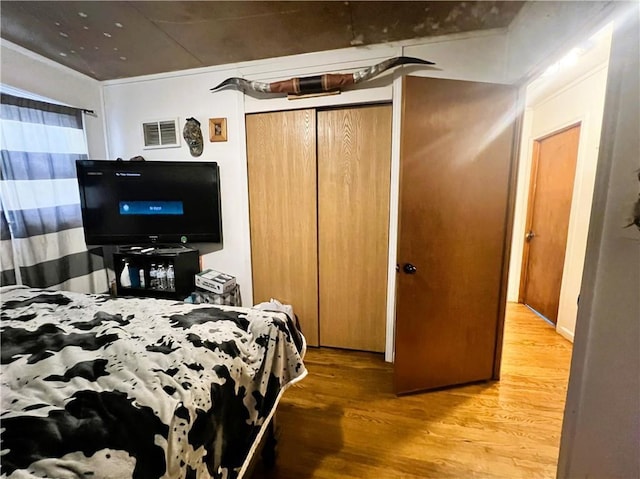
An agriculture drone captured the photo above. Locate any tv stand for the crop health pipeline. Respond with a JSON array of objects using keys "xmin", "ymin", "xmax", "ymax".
[{"xmin": 114, "ymin": 245, "xmax": 199, "ymax": 300}]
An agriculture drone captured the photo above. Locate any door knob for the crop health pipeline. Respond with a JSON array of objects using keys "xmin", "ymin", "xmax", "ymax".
[
  {"xmin": 525, "ymin": 230, "xmax": 536, "ymax": 241},
  {"xmin": 403, "ymin": 263, "xmax": 417, "ymax": 274}
]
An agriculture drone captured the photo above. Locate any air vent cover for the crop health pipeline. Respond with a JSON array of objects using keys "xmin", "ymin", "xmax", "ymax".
[{"xmin": 142, "ymin": 119, "xmax": 180, "ymax": 149}]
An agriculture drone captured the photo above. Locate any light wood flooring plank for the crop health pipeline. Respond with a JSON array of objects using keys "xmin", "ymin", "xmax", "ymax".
[{"xmin": 253, "ymin": 303, "xmax": 572, "ymax": 479}]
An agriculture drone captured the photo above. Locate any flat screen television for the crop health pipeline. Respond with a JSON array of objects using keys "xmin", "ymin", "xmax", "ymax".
[{"xmin": 76, "ymin": 160, "xmax": 222, "ymax": 245}]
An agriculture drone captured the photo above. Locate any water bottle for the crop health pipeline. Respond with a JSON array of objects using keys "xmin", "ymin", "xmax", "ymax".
[
  {"xmin": 149, "ymin": 264, "xmax": 158, "ymax": 289},
  {"xmin": 166, "ymin": 264, "xmax": 175, "ymax": 291},
  {"xmin": 139, "ymin": 268, "xmax": 146, "ymax": 289},
  {"xmin": 157, "ymin": 265, "xmax": 167, "ymax": 290}
]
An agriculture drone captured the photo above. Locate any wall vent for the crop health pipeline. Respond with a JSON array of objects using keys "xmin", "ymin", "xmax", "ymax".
[{"xmin": 142, "ymin": 119, "xmax": 180, "ymax": 149}]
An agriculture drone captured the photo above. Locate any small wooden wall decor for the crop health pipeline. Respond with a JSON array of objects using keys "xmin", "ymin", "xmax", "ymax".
[
  {"xmin": 209, "ymin": 118, "xmax": 227, "ymax": 142},
  {"xmin": 210, "ymin": 56, "xmax": 435, "ymax": 98}
]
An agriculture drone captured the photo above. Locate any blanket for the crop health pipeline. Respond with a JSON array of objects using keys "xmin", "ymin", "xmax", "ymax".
[{"xmin": 0, "ymin": 286, "xmax": 306, "ymax": 479}]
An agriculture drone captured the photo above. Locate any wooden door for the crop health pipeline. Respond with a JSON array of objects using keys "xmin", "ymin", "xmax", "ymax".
[
  {"xmin": 394, "ymin": 76, "xmax": 517, "ymax": 394},
  {"xmin": 317, "ymin": 105, "xmax": 392, "ymax": 352},
  {"xmin": 520, "ymin": 124, "xmax": 580, "ymax": 323},
  {"xmin": 246, "ymin": 109, "xmax": 319, "ymax": 346}
]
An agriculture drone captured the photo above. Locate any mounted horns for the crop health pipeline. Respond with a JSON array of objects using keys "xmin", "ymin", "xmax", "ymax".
[{"xmin": 210, "ymin": 56, "xmax": 435, "ymax": 96}]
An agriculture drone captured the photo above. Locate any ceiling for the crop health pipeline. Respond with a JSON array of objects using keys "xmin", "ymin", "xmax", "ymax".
[{"xmin": 0, "ymin": 1, "xmax": 525, "ymax": 81}]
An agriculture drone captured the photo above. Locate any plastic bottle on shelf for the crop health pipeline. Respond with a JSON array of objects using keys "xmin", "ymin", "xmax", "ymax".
[
  {"xmin": 166, "ymin": 264, "xmax": 175, "ymax": 291},
  {"xmin": 139, "ymin": 268, "xmax": 146, "ymax": 289},
  {"xmin": 149, "ymin": 264, "xmax": 158, "ymax": 289},
  {"xmin": 120, "ymin": 259, "xmax": 132, "ymax": 288},
  {"xmin": 157, "ymin": 265, "xmax": 167, "ymax": 290}
]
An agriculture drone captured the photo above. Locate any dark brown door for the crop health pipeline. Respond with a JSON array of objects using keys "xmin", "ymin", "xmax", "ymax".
[
  {"xmin": 394, "ymin": 76, "xmax": 517, "ymax": 395},
  {"xmin": 520, "ymin": 124, "xmax": 580, "ymax": 323}
]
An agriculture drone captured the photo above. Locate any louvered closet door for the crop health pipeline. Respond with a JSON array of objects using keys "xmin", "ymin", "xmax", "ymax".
[
  {"xmin": 246, "ymin": 109, "xmax": 319, "ymax": 346},
  {"xmin": 317, "ymin": 105, "xmax": 392, "ymax": 352}
]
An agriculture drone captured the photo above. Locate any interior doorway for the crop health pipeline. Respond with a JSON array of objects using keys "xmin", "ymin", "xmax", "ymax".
[{"xmin": 507, "ymin": 23, "xmax": 613, "ymax": 342}]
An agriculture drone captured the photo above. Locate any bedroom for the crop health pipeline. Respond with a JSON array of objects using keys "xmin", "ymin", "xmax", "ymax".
[{"xmin": 1, "ymin": 1, "xmax": 638, "ymax": 478}]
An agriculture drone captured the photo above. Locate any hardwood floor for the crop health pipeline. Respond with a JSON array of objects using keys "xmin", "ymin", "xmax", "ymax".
[{"xmin": 253, "ymin": 303, "xmax": 573, "ymax": 479}]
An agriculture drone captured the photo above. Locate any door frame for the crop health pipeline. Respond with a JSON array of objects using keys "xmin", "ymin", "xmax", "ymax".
[{"xmin": 492, "ymin": 90, "xmax": 526, "ymax": 379}]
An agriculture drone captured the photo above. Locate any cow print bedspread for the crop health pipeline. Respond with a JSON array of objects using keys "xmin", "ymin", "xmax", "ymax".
[{"xmin": 0, "ymin": 286, "xmax": 307, "ymax": 479}]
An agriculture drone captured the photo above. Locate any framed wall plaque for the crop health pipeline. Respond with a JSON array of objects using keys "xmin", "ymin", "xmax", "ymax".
[{"xmin": 209, "ymin": 118, "xmax": 227, "ymax": 142}]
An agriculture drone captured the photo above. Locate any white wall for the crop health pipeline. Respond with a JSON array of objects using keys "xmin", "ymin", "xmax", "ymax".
[
  {"xmin": 507, "ymin": 26, "xmax": 612, "ymax": 341},
  {"xmin": 102, "ymin": 30, "xmax": 511, "ymax": 360},
  {"xmin": 0, "ymin": 40, "xmax": 107, "ymax": 160},
  {"xmin": 103, "ymin": 64, "xmax": 254, "ymax": 307},
  {"xmin": 558, "ymin": 4, "xmax": 640, "ymax": 475}
]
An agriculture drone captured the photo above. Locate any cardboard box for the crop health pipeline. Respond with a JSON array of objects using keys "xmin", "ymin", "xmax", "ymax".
[{"xmin": 195, "ymin": 269, "xmax": 236, "ymax": 294}]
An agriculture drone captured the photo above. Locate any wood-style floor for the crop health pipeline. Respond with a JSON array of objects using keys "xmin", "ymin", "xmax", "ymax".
[{"xmin": 252, "ymin": 303, "xmax": 573, "ymax": 479}]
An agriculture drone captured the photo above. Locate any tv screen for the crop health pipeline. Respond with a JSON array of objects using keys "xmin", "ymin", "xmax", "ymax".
[{"xmin": 76, "ymin": 160, "xmax": 222, "ymax": 245}]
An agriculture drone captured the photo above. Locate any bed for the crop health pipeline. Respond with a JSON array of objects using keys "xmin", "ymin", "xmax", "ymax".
[{"xmin": 0, "ymin": 286, "xmax": 307, "ymax": 479}]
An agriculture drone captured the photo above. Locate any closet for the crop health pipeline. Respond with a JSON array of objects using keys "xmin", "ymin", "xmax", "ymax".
[{"xmin": 246, "ymin": 104, "xmax": 391, "ymax": 351}]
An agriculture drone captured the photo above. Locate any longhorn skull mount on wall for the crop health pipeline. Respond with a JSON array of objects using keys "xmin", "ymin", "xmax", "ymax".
[{"xmin": 210, "ymin": 56, "xmax": 435, "ymax": 97}]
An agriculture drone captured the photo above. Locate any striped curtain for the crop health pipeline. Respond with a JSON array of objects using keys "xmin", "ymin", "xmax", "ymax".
[{"xmin": 0, "ymin": 93, "xmax": 107, "ymax": 293}]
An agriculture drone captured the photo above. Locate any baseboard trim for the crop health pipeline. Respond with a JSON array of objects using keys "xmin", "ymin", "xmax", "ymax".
[{"xmin": 557, "ymin": 325, "xmax": 575, "ymax": 343}]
